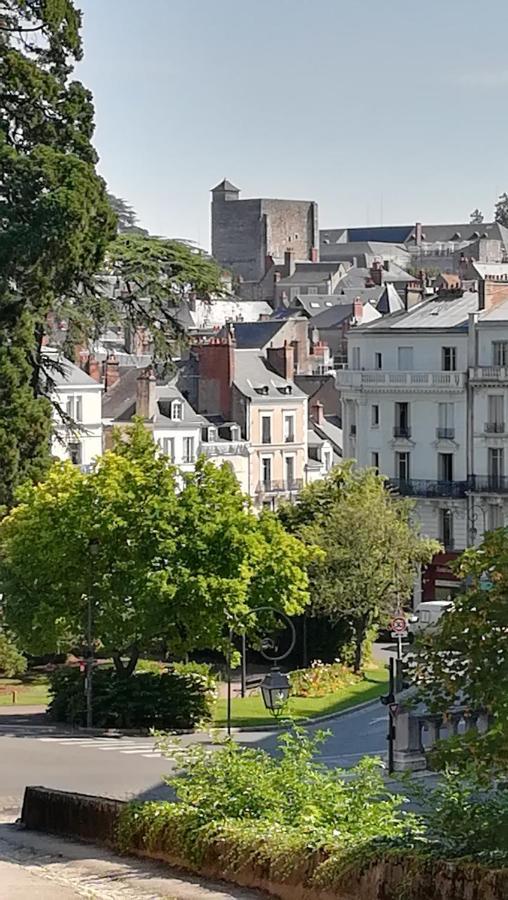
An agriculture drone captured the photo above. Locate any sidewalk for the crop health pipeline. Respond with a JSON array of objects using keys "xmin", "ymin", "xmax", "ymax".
[{"xmin": 0, "ymin": 814, "xmax": 265, "ymax": 900}]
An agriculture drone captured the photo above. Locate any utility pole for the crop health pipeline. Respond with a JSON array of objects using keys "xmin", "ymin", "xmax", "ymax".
[
  {"xmin": 86, "ymin": 538, "xmax": 100, "ymax": 729},
  {"xmin": 387, "ymin": 657, "xmax": 395, "ymax": 774}
]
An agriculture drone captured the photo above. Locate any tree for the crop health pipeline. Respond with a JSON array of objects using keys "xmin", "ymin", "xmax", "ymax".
[
  {"xmin": 415, "ymin": 529, "xmax": 508, "ymax": 775},
  {"xmin": 0, "ymin": 423, "xmax": 314, "ymax": 675},
  {"xmin": 107, "ymin": 193, "xmax": 149, "ymax": 237},
  {"xmin": 0, "ymin": 632, "xmax": 26, "ymax": 677},
  {"xmin": 469, "ymin": 209, "xmax": 484, "ymax": 225},
  {"xmin": 494, "ymin": 193, "xmax": 508, "ymax": 228},
  {"xmin": 279, "ymin": 464, "xmax": 438, "ymax": 672},
  {"xmin": 0, "ymin": 0, "xmax": 116, "ymax": 504}
]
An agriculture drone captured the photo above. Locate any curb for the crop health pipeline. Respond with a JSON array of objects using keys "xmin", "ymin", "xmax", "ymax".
[{"xmin": 218, "ymin": 695, "xmax": 384, "ymax": 734}]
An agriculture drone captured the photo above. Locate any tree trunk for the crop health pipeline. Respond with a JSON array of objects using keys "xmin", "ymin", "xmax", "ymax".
[
  {"xmin": 353, "ymin": 617, "xmax": 369, "ymax": 675},
  {"xmin": 31, "ymin": 322, "xmax": 45, "ymax": 397},
  {"xmin": 112, "ymin": 645, "xmax": 139, "ymax": 678}
]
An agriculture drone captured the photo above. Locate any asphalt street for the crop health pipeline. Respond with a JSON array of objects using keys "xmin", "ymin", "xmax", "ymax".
[{"xmin": 0, "ymin": 699, "xmax": 390, "ymax": 814}]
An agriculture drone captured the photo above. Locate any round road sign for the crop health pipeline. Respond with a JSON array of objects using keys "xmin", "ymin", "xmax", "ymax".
[{"xmin": 390, "ymin": 615, "xmax": 407, "ymax": 635}]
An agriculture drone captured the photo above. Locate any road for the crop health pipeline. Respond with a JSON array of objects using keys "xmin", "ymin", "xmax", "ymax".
[{"xmin": 0, "ymin": 699, "xmax": 390, "ymax": 813}]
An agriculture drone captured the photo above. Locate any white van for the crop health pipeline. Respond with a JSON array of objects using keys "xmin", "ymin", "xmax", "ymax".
[{"xmin": 408, "ymin": 600, "xmax": 453, "ymax": 638}]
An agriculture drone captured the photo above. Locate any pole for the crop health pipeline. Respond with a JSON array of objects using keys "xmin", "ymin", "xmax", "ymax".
[
  {"xmin": 396, "ymin": 634, "xmax": 402, "ymax": 662},
  {"xmin": 302, "ymin": 614, "xmax": 308, "ymax": 669},
  {"xmin": 387, "ymin": 657, "xmax": 394, "ymax": 775},
  {"xmin": 86, "ymin": 589, "xmax": 93, "ymax": 729},
  {"xmin": 226, "ymin": 627, "xmax": 232, "ymax": 737},
  {"xmin": 241, "ymin": 632, "xmax": 246, "ymax": 699}
]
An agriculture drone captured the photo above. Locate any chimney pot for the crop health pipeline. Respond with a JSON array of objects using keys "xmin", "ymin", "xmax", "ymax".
[
  {"xmin": 310, "ymin": 401, "xmax": 324, "ymax": 426},
  {"xmin": 103, "ymin": 353, "xmax": 119, "ymax": 391},
  {"xmin": 136, "ymin": 366, "xmax": 157, "ymax": 420},
  {"xmin": 86, "ymin": 354, "xmax": 101, "ymax": 383}
]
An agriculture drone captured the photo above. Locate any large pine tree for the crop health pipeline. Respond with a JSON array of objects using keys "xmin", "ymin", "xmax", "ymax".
[{"xmin": 0, "ymin": 0, "xmax": 116, "ymax": 506}]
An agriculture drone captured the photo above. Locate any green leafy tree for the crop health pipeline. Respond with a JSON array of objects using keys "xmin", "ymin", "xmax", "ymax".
[
  {"xmin": 0, "ymin": 632, "xmax": 26, "ymax": 677},
  {"xmin": 415, "ymin": 528, "xmax": 508, "ymax": 775},
  {"xmin": 469, "ymin": 208, "xmax": 484, "ymax": 225},
  {"xmin": 107, "ymin": 193, "xmax": 149, "ymax": 236},
  {"xmin": 279, "ymin": 464, "xmax": 438, "ymax": 672},
  {"xmin": 494, "ymin": 193, "xmax": 508, "ymax": 228},
  {"xmin": 0, "ymin": 0, "xmax": 116, "ymax": 504},
  {"xmin": 0, "ymin": 423, "xmax": 313, "ymax": 675}
]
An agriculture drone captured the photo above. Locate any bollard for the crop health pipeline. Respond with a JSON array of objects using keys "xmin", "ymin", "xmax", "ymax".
[{"xmin": 12, "ymin": 690, "xmax": 17, "ymax": 704}]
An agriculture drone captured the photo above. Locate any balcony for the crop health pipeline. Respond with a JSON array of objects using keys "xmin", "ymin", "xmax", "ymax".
[
  {"xmin": 393, "ymin": 425, "xmax": 411, "ymax": 439},
  {"xmin": 485, "ymin": 422, "xmax": 505, "ymax": 434},
  {"xmin": 389, "ymin": 479, "xmax": 469, "ymax": 498},
  {"xmin": 436, "ymin": 427, "xmax": 455, "ymax": 440},
  {"xmin": 469, "ymin": 366, "xmax": 508, "ymax": 383},
  {"xmin": 337, "ymin": 371, "xmax": 465, "ymax": 391},
  {"xmin": 470, "ymin": 476, "xmax": 508, "ymax": 494},
  {"xmin": 256, "ymin": 479, "xmax": 304, "ymax": 494},
  {"xmin": 200, "ymin": 441, "xmax": 250, "ymax": 458}
]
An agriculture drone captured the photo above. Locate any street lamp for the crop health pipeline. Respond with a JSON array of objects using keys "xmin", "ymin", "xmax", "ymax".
[
  {"xmin": 260, "ymin": 666, "xmax": 291, "ymax": 714},
  {"xmin": 85, "ymin": 538, "xmax": 100, "ymax": 728}
]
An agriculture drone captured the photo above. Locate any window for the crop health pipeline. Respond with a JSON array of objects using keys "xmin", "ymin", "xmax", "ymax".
[
  {"xmin": 285, "ymin": 456, "xmax": 295, "ymax": 488},
  {"xmin": 65, "ymin": 395, "xmax": 82, "ymax": 421},
  {"xmin": 487, "ymin": 395, "xmax": 504, "ymax": 432},
  {"xmin": 323, "ymin": 450, "xmax": 332, "ymax": 472},
  {"xmin": 438, "ymin": 452, "xmax": 454, "ymax": 482},
  {"xmin": 439, "ymin": 508, "xmax": 454, "ymax": 549},
  {"xmin": 284, "ymin": 413, "xmax": 295, "ymax": 443},
  {"xmin": 394, "ymin": 402, "xmax": 410, "ymax": 438},
  {"xmin": 437, "ymin": 402, "xmax": 454, "ymax": 439},
  {"xmin": 68, "ymin": 442, "xmax": 82, "ymax": 465},
  {"xmin": 374, "ymin": 352, "xmax": 383, "ymax": 370},
  {"xmin": 371, "ymin": 452, "xmax": 379, "ymax": 471},
  {"xmin": 488, "ymin": 504, "xmax": 503, "ymax": 531},
  {"xmin": 396, "ymin": 451, "xmax": 410, "ymax": 481},
  {"xmin": 261, "ymin": 456, "xmax": 272, "ymax": 488},
  {"xmin": 492, "ymin": 341, "xmax": 508, "ymax": 367},
  {"xmin": 162, "ymin": 437, "xmax": 175, "ymax": 461},
  {"xmin": 371, "ymin": 405, "xmax": 379, "ymax": 427},
  {"xmin": 261, "ymin": 415, "xmax": 272, "ymax": 444},
  {"xmin": 397, "ymin": 346, "xmax": 414, "ymax": 370},
  {"xmin": 488, "ymin": 447, "xmax": 504, "ymax": 486},
  {"xmin": 441, "ymin": 347, "xmax": 457, "ymax": 371},
  {"xmin": 183, "ymin": 437, "xmax": 195, "ymax": 463},
  {"xmin": 352, "ymin": 347, "xmax": 360, "ymax": 370},
  {"xmin": 171, "ymin": 401, "xmax": 183, "ymax": 420}
]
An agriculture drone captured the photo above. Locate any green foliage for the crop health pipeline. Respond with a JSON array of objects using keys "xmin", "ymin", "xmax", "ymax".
[
  {"xmin": 289, "ymin": 660, "xmax": 361, "ymax": 698},
  {"xmin": 0, "ymin": 632, "xmax": 26, "ymax": 677},
  {"xmin": 0, "ymin": 0, "xmax": 115, "ymax": 506},
  {"xmin": 495, "ymin": 193, "xmax": 508, "ymax": 228},
  {"xmin": 279, "ymin": 463, "xmax": 438, "ymax": 672},
  {"xmin": 470, "ymin": 208, "xmax": 484, "ymax": 225},
  {"xmin": 48, "ymin": 666, "xmax": 215, "ymax": 729},
  {"xmin": 107, "ymin": 193, "xmax": 149, "ymax": 236},
  {"xmin": 171, "ymin": 660, "xmax": 215, "ymax": 680},
  {"xmin": 415, "ymin": 528, "xmax": 508, "ymax": 774},
  {"xmin": 0, "ymin": 423, "xmax": 313, "ymax": 671}
]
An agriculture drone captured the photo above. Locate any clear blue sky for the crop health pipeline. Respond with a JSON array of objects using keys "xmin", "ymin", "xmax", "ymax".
[{"xmin": 77, "ymin": 0, "xmax": 508, "ymax": 247}]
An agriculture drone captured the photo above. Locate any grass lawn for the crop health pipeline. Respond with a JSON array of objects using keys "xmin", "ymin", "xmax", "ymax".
[
  {"xmin": 0, "ymin": 673, "xmax": 50, "ymax": 707},
  {"xmin": 213, "ymin": 665, "xmax": 388, "ymax": 728}
]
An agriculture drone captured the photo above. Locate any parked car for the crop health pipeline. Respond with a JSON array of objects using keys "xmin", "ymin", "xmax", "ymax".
[{"xmin": 408, "ymin": 600, "xmax": 453, "ymax": 639}]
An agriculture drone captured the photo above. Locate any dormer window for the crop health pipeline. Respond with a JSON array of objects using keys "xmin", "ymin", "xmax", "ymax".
[
  {"xmin": 171, "ymin": 400, "xmax": 183, "ymax": 420},
  {"xmin": 279, "ymin": 385, "xmax": 292, "ymax": 395}
]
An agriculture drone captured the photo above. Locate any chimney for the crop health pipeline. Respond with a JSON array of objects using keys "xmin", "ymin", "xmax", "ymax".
[
  {"xmin": 136, "ymin": 366, "xmax": 157, "ymax": 419},
  {"xmin": 190, "ymin": 325, "xmax": 235, "ymax": 418},
  {"xmin": 266, "ymin": 341, "xmax": 295, "ymax": 379},
  {"xmin": 415, "ymin": 222, "xmax": 423, "ymax": 247},
  {"xmin": 86, "ymin": 354, "xmax": 101, "ymax": 383},
  {"xmin": 284, "ymin": 249, "xmax": 296, "ymax": 277},
  {"xmin": 310, "ymin": 401, "xmax": 324, "ymax": 426},
  {"xmin": 310, "ymin": 247, "xmax": 319, "ymax": 263},
  {"xmin": 479, "ymin": 274, "xmax": 508, "ymax": 311},
  {"xmin": 369, "ymin": 261, "xmax": 383, "ymax": 286},
  {"xmin": 104, "ymin": 352, "xmax": 120, "ymax": 391},
  {"xmin": 353, "ymin": 298, "xmax": 363, "ymax": 322}
]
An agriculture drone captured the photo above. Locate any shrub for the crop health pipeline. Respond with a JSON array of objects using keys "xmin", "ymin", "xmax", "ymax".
[
  {"xmin": 289, "ymin": 660, "xmax": 360, "ymax": 698},
  {"xmin": 171, "ymin": 660, "xmax": 215, "ymax": 680},
  {"xmin": 0, "ymin": 632, "xmax": 27, "ymax": 677},
  {"xmin": 48, "ymin": 666, "xmax": 216, "ymax": 729}
]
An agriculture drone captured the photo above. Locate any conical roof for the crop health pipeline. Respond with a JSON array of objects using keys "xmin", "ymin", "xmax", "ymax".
[{"xmin": 211, "ymin": 178, "xmax": 240, "ymax": 193}]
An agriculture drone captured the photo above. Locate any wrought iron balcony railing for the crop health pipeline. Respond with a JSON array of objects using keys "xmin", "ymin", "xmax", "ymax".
[
  {"xmin": 485, "ymin": 422, "xmax": 505, "ymax": 434},
  {"xmin": 393, "ymin": 426, "xmax": 411, "ymax": 439},
  {"xmin": 436, "ymin": 427, "xmax": 455, "ymax": 439},
  {"xmin": 389, "ymin": 479, "xmax": 469, "ymax": 498},
  {"xmin": 470, "ymin": 476, "xmax": 508, "ymax": 493},
  {"xmin": 256, "ymin": 479, "xmax": 304, "ymax": 494}
]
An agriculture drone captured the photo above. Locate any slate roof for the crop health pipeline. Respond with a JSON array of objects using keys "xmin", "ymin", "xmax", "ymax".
[
  {"xmin": 336, "ymin": 264, "xmax": 413, "ymax": 290},
  {"xmin": 357, "ymin": 291, "xmax": 479, "ymax": 332},
  {"xmin": 320, "ymin": 222, "xmax": 508, "ymax": 248},
  {"xmin": 220, "ymin": 320, "xmax": 285, "ymax": 349},
  {"xmin": 307, "ymin": 303, "xmax": 356, "ymax": 328},
  {"xmin": 233, "ymin": 351, "xmax": 306, "ymax": 400},
  {"xmin": 376, "ymin": 283, "xmax": 405, "ymax": 315},
  {"xmin": 277, "ymin": 262, "xmax": 343, "ymax": 286},
  {"xmin": 102, "ymin": 368, "xmax": 204, "ymax": 425},
  {"xmin": 311, "ymin": 416, "xmax": 343, "ymax": 456},
  {"xmin": 479, "ymin": 298, "xmax": 508, "ymax": 322},
  {"xmin": 50, "ymin": 356, "xmax": 102, "ymax": 389},
  {"xmin": 212, "ymin": 178, "xmax": 239, "ymax": 193}
]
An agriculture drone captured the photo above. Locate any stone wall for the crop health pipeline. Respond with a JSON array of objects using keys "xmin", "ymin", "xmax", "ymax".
[{"xmin": 21, "ymin": 787, "xmax": 508, "ymax": 900}]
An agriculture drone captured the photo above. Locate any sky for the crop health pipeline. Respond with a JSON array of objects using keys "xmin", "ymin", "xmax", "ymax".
[{"xmin": 77, "ymin": 0, "xmax": 508, "ymax": 248}]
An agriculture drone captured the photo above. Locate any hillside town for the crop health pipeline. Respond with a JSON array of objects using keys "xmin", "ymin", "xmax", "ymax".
[{"xmin": 1, "ymin": 2, "xmax": 507, "ymax": 899}]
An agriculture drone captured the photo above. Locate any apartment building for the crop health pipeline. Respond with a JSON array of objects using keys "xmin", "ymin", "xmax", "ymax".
[
  {"xmin": 51, "ymin": 354, "xmax": 103, "ymax": 469},
  {"xmin": 337, "ymin": 278, "xmax": 508, "ymax": 601}
]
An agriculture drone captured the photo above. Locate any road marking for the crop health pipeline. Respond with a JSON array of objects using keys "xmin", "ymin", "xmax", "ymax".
[{"xmin": 369, "ymin": 716, "xmax": 389, "ymax": 725}]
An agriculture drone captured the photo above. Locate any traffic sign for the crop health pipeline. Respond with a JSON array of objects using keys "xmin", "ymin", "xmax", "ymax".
[{"xmin": 390, "ymin": 615, "xmax": 408, "ymax": 635}]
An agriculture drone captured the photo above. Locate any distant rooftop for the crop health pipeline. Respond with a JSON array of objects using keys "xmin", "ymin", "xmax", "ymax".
[
  {"xmin": 219, "ymin": 320, "xmax": 285, "ymax": 349},
  {"xmin": 233, "ymin": 351, "xmax": 306, "ymax": 400},
  {"xmin": 357, "ymin": 291, "xmax": 479, "ymax": 332}
]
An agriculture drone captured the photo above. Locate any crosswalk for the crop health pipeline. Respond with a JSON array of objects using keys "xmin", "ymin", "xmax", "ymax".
[{"xmin": 37, "ymin": 736, "xmax": 167, "ymax": 758}]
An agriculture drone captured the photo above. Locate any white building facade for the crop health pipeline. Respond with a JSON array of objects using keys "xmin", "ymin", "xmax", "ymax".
[
  {"xmin": 51, "ymin": 357, "xmax": 103, "ymax": 469},
  {"xmin": 338, "ymin": 287, "xmax": 508, "ymax": 602}
]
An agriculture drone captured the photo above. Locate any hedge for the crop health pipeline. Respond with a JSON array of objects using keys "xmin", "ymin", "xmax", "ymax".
[{"xmin": 48, "ymin": 666, "xmax": 216, "ymax": 729}]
